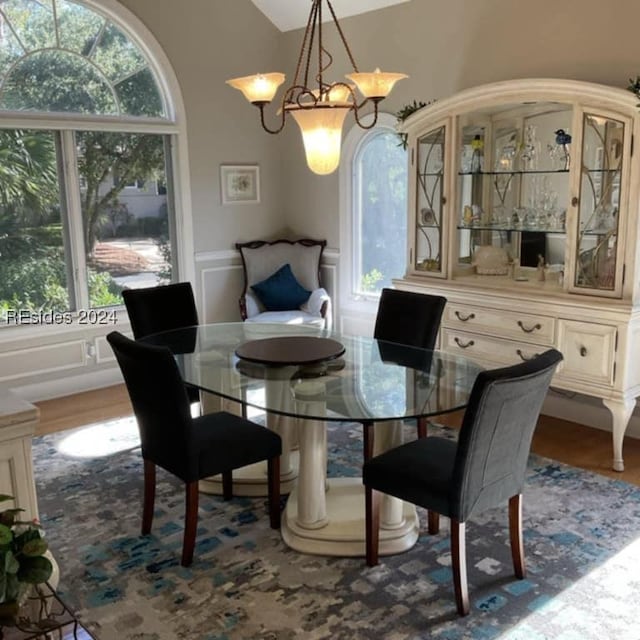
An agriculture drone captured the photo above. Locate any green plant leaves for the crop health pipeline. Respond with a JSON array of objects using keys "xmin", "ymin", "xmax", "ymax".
[
  {"xmin": 17, "ymin": 555, "xmax": 53, "ymax": 584},
  {"xmin": 21, "ymin": 537, "xmax": 48, "ymax": 557},
  {"xmin": 0, "ymin": 523, "xmax": 13, "ymax": 545},
  {"xmin": 0, "ymin": 495, "xmax": 54, "ymax": 600}
]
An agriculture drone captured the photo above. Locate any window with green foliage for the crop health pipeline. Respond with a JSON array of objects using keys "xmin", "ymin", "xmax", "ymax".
[
  {"xmin": 353, "ymin": 128, "xmax": 408, "ymax": 295},
  {"xmin": 0, "ymin": 0, "xmax": 175, "ymax": 322}
]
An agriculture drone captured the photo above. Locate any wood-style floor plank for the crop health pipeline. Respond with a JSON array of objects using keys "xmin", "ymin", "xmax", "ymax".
[{"xmin": 35, "ymin": 384, "xmax": 132, "ymax": 436}]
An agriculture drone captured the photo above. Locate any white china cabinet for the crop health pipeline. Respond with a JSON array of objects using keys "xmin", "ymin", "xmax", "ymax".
[{"xmin": 395, "ymin": 79, "xmax": 640, "ymax": 471}]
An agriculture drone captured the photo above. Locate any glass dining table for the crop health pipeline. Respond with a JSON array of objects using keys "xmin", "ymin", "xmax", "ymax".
[{"xmin": 142, "ymin": 322, "xmax": 482, "ymax": 557}]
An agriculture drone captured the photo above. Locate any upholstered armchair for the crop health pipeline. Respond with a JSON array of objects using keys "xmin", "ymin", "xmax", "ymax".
[{"xmin": 236, "ymin": 238, "xmax": 332, "ymax": 329}]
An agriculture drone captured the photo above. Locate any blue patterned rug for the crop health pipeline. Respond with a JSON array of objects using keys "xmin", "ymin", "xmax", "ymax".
[{"xmin": 33, "ymin": 418, "xmax": 640, "ymax": 640}]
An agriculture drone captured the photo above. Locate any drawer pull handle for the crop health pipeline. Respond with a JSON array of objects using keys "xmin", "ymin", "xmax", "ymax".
[
  {"xmin": 580, "ymin": 346, "xmax": 588, "ymax": 357},
  {"xmin": 454, "ymin": 337, "xmax": 475, "ymax": 349},
  {"xmin": 517, "ymin": 320, "xmax": 542, "ymax": 333},
  {"xmin": 455, "ymin": 311, "xmax": 476, "ymax": 322},
  {"xmin": 516, "ymin": 349, "xmax": 541, "ymax": 362}
]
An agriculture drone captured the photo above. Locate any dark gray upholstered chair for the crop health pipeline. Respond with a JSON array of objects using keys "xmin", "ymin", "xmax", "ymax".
[
  {"xmin": 107, "ymin": 331, "xmax": 282, "ymax": 567},
  {"xmin": 122, "ymin": 282, "xmax": 200, "ymax": 405},
  {"xmin": 363, "ymin": 348, "xmax": 563, "ymax": 616},
  {"xmin": 373, "ymin": 287, "xmax": 447, "ymax": 438}
]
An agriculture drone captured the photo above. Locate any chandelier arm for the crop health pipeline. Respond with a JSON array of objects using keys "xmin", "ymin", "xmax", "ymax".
[
  {"xmin": 326, "ymin": 0, "xmax": 359, "ymax": 72},
  {"xmin": 257, "ymin": 103, "xmax": 287, "ymax": 135},
  {"xmin": 352, "ymin": 100, "xmax": 381, "ymax": 130}
]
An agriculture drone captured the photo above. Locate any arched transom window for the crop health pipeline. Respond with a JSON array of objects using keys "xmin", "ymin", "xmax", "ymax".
[{"xmin": 0, "ymin": 0, "xmax": 165, "ymax": 117}]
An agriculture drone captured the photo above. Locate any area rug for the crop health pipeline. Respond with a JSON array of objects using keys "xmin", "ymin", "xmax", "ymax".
[{"xmin": 33, "ymin": 418, "xmax": 640, "ymax": 640}]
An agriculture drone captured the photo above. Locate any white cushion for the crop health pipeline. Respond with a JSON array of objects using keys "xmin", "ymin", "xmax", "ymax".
[{"xmin": 245, "ymin": 310, "xmax": 326, "ymax": 327}]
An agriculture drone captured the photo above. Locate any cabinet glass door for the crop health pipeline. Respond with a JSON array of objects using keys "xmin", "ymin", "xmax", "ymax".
[
  {"xmin": 573, "ymin": 113, "xmax": 625, "ymax": 295},
  {"xmin": 414, "ymin": 125, "xmax": 445, "ymax": 274}
]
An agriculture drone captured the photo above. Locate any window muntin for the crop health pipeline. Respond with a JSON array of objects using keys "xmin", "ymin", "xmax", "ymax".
[{"xmin": 353, "ymin": 128, "xmax": 407, "ymax": 296}]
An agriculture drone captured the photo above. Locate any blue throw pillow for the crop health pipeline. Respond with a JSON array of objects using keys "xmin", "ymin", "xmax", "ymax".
[{"xmin": 251, "ymin": 264, "xmax": 311, "ymax": 311}]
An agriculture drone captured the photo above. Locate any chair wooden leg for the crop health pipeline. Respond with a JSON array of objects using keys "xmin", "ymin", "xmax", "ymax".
[
  {"xmin": 365, "ymin": 486, "xmax": 381, "ymax": 567},
  {"xmin": 363, "ymin": 421, "xmax": 374, "ymax": 462},
  {"xmin": 222, "ymin": 470, "xmax": 233, "ymax": 501},
  {"xmin": 182, "ymin": 481, "xmax": 199, "ymax": 567},
  {"xmin": 451, "ymin": 519, "xmax": 469, "ymax": 616},
  {"xmin": 142, "ymin": 459, "xmax": 156, "ymax": 535},
  {"xmin": 417, "ymin": 417, "xmax": 428, "ymax": 439},
  {"xmin": 267, "ymin": 456, "xmax": 281, "ymax": 529},
  {"xmin": 427, "ymin": 510, "xmax": 440, "ymax": 535},
  {"xmin": 509, "ymin": 493, "xmax": 525, "ymax": 579}
]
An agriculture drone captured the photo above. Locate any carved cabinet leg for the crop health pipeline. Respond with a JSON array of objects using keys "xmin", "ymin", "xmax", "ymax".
[{"xmin": 602, "ymin": 397, "xmax": 636, "ymax": 472}]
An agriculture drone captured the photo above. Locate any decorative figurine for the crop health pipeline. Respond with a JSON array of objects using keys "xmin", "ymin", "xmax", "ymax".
[
  {"xmin": 554, "ymin": 129, "xmax": 572, "ymax": 170},
  {"xmin": 470, "ymin": 134, "xmax": 484, "ymax": 173},
  {"xmin": 537, "ymin": 254, "xmax": 546, "ymax": 281}
]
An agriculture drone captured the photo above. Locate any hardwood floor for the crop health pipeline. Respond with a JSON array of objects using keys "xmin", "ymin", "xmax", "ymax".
[
  {"xmin": 35, "ymin": 385, "xmax": 640, "ymax": 486},
  {"xmin": 35, "ymin": 384, "xmax": 132, "ymax": 436}
]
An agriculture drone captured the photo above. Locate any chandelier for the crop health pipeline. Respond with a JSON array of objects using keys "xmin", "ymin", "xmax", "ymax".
[{"xmin": 226, "ymin": 0, "xmax": 407, "ymax": 175}]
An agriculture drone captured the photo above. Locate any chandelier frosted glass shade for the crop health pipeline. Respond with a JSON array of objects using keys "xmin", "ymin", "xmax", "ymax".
[
  {"xmin": 225, "ymin": 73, "xmax": 285, "ymax": 104},
  {"xmin": 346, "ymin": 69, "xmax": 408, "ymax": 100},
  {"xmin": 288, "ymin": 105, "xmax": 350, "ymax": 175}
]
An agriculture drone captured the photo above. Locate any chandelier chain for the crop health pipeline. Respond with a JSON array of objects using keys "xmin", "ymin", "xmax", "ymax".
[{"xmin": 325, "ymin": 0, "xmax": 359, "ymax": 72}]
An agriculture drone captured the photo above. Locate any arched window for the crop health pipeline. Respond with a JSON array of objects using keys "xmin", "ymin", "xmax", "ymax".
[
  {"xmin": 0, "ymin": 0, "xmax": 188, "ymax": 322},
  {"xmin": 340, "ymin": 114, "xmax": 407, "ymax": 322}
]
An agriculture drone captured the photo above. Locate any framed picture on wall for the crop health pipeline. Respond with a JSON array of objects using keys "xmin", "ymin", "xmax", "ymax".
[{"xmin": 220, "ymin": 164, "xmax": 260, "ymax": 204}]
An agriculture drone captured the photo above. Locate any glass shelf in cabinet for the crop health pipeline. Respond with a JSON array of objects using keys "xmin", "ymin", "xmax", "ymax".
[
  {"xmin": 457, "ymin": 223, "xmax": 566, "ymax": 234},
  {"xmin": 457, "ymin": 169, "xmax": 570, "ymax": 176},
  {"xmin": 580, "ymin": 228, "xmax": 618, "ymax": 235}
]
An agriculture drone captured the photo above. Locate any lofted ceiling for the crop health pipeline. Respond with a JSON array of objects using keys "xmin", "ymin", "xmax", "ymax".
[{"xmin": 251, "ymin": 0, "xmax": 410, "ymax": 32}]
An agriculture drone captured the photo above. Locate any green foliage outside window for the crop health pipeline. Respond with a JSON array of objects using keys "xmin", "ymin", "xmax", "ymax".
[{"xmin": 357, "ymin": 131, "xmax": 407, "ymax": 294}]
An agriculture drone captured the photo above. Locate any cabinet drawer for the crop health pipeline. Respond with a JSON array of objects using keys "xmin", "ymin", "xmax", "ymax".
[
  {"xmin": 441, "ymin": 329, "xmax": 551, "ymax": 368},
  {"xmin": 556, "ymin": 320, "xmax": 616, "ymax": 386},
  {"xmin": 444, "ymin": 304, "xmax": 555, "ymax": 345}
]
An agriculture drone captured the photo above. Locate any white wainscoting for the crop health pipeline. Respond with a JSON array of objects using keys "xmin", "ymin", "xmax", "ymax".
[{"xmin": 1, "ymin": 322, "xmax": 128, "ymax": 402}]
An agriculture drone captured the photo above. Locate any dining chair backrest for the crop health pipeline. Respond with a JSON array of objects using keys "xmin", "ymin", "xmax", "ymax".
[
  {"xmin": 451, "ymin": 348, "xmax": 563, "ymax": 521},
  {"xmin": 107, "ymin": 331, "xmax": 194, "ymax": 477},
  {"xmin": 373, "ymin": 288, "xmax": 447, "ymax": 350},
  {"xmin": 122, "ymin": 282, "xmax": 198, "ymax": 340}
]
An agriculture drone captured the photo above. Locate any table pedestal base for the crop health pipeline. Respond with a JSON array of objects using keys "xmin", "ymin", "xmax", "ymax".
[
  {"xmin": 282, "ymin": 477, "xmax": 419, "ymax": 557},
  {"xmin": 199, "ymin": 450, "xmax": 299, "ymax": 496}
]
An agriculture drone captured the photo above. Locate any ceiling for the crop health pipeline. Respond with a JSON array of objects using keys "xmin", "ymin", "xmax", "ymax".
[{"xmin": 251, "ymin": 0, "xmax": 410, "ymax": 32}]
